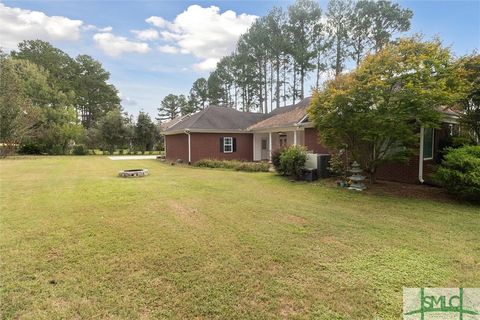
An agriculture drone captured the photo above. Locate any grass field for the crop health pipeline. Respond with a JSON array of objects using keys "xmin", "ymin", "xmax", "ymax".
[{"xmin": 1, "ymin": 156, "xmax": 479, "ymax": 319}]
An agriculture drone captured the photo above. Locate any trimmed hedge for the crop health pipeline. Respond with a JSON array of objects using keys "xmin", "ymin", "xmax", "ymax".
[
  {"xmin": 434, "ymin": 145, "xmax": 480, "ymax": 202},
  {"xmin": 194, "ymin": 159, "xmax": 270, "ymax": 172}
]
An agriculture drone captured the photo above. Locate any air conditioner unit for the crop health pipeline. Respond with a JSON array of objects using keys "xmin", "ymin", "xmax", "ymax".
[{"xmin": 305, "ymin": 153, "xmax": 331, "ymax": 178}]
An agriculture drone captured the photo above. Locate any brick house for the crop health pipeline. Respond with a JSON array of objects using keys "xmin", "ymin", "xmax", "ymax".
[
  {"xmin": 162, "ymin": 97, "xmax": 328, "ymax": 164},
  {"xmin": 161, "ymin": 98, "xmax": 460, "ymax": 184}
]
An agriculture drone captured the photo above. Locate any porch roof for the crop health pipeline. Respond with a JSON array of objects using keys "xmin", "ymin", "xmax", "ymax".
[{"xmin": 247, "ymin": 97, "xmax": 311, "ymax": 131}]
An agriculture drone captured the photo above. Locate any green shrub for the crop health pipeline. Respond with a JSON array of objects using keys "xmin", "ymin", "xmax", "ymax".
[
  {"xmin": 328, "ymin": 152, "xmax": 347, "ymax": 179},
  {"xmin": 119, "ymin": 149, "xmax": 124, "ymax": 155},
  {"xmin": 194, "ymin": 159, "xmax": 269, "ymax": 172},
  {"xmin": 271, "ymin": 149, "xmax": 283, "ymax": 172},
  {"xmin": 49, "ymin": 145, "xmax": 64, "ymax": 155},
  {"xmin": 18, "ymin": 143, "xmax": 43, "ymax": 155},
  {"xmin": 234, "ymin": 162, "xmax": 270, "ymax": 172},
  {"xmin": 279, "ymin": 145, "xmax": 307, "ymax": 178},
  {"xmin": 434, "ymin": 145, "xmax": 480, "ymax": 202},
  {"xmin": 72, "ymin": 145, "xmax": 88, "ymax": 155}
]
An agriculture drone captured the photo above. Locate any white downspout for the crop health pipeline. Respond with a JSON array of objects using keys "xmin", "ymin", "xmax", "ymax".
[
  {"xmin": 269, "ymin": 132, "xmax": 272, "ymax": 161},
  {"xmin": 185, "ymin": 130, "xmax": 191, "ymax": 164},
  {"xmin": 418, "ymin": 126, "xmax": 424, "ymax": 183},
  {"xmin": 294, "ymin": 130, "xmax": 297, "ymax": 145}
]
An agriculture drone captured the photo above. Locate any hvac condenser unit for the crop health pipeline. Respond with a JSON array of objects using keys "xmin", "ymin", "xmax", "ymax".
[{"xmin": 305, "ymin": 153, "xmax": 331, "ymax": 178}]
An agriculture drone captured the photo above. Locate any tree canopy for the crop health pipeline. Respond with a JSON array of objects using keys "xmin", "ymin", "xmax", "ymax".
[
  {"xmin": 309, "ymin": 38, "xmax": 464, "ymax": 182},
  {"xmin": 174, "ymin": 0, "xmax": 413, "ymax": 114}
]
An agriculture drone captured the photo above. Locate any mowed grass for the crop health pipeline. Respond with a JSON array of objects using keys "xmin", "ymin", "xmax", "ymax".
[{"xmin": 0, "ymin": 156, "xmax": 479, "ymax": 319}]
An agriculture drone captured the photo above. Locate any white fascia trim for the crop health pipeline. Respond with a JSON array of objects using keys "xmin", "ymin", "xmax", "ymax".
[
  {"xmin": 296, "ymin": 121, "xmax": 315, "ymax": 128},
  {"xmin": 163, "ymin": 129, "xmax": 249, "ymax": 135},
  {"xmin": 442, "ymin": 115, "xmax": 459, "ymax": 124},
  {"xmin": 249, "ymin": 126, "xmax": 305, "ymax": 133}
]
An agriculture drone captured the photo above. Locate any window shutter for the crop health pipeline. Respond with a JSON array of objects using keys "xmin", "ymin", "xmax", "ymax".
[
  {"xmin": 220, "ymin": 137, "xmax": 224, "ymax": 153},
  {"xmin": 233, "ymin": 137, "xmax": 237, "ymax": 152}
]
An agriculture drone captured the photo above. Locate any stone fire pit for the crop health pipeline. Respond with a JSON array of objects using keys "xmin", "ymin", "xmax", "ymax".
[{"xmin": 118, "ymin": 169, "xmax": 149, "ymax": 178}]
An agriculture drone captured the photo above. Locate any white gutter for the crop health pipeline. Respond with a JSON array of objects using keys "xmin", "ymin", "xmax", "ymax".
[{"xmin": 418, "ymin": 126, "xmax": 424, "ymax": 183}]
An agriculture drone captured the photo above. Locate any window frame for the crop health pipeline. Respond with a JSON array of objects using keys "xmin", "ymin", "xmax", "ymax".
[
  {"xmin": 223, "ymin": 136, "xmax": 233, "ymax": 153},
  {"xmin": 423, "ymin": 127, "xmax": 434, "ymax": 160}
]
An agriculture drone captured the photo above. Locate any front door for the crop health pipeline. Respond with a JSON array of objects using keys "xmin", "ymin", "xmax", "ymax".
[{"xmin": 279, "ymin": 134, "xmax": 287, "ymax": 148}]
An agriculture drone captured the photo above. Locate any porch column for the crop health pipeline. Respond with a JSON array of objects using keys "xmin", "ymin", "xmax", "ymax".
[
  {"xmin": 269, "ymin": 132, "xmax": 272, "ymax": 161},
  {"xmin": 293, "ymin": 130, "xmax": 297, "ymax": 145},
  {"xmin": 253, "ymin": 133, "xmax": 256, "ymax": 161}
]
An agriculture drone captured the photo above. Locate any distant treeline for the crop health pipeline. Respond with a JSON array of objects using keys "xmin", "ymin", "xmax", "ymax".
[
  {"xmin": 157, "ymin": 0, "xmax": 413, "ymax": 120},
  {"xmin": 0, "ymin": 40, "xmax": 159, "ymax": 156}
]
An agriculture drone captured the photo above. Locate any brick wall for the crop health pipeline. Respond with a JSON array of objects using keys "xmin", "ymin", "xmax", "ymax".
[
  {"xmin": 165, "ymin": 134, "xmax": 188, "ymax": 162},
  {"xmin": 376, "ymin": 124, "xmax": 451, "ymax": 184},
  {"xmin": 190, "ymin": 133, "xmax": 253, "ymax": 162},
  {"xmin": 165, "ymin": 132, "xmax": 254, "ymax": 163},
  {"xmin": 304, "ymin": 128, "xmax": 330, "ymax": 154}
]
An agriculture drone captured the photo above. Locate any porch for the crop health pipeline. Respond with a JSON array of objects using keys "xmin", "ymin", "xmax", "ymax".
[{"xmin": 253, "ymin": 129, "xmax": 305, "ymax": 161}]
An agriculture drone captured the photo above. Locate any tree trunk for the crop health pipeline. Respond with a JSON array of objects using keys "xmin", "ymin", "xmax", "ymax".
[
  {"xmin": 276, "ymin": 57, "xmax": 280, "ymax": 110},
  {"xmin": 316, "ymin": 56, "xmax": 320, "ymax": 90},
  {"xmin": 292, "ymin": 62, "xmax": 297, "ymax": 105},
  {"xmin": 300, "ymin": 67, "xmax": 305, "ymax": 100},
  {"xmin": 264, "ymin": 59, "xmax": 268, "ymax": 113},
  {"xmin": 335, "ymin": 33, "xmax": 341, "ymax": 77}
]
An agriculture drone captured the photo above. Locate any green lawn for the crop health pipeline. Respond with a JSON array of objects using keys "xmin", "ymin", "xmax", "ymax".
[{"xmin": 0, "ymin": 156, "xmax": 478, "ymax": 319}]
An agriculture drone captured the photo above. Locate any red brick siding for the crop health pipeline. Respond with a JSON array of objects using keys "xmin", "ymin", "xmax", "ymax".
[
  {"xmin": 304, "ymin": 128, "xmax": 330, "ymax": 154},
  {"xmin": 165, "ymin": 134, "xmax": 188, "ymax": 162},
  {"xmin": 190, "ymin": 133, "xmax": 253, "ymax": 162},
  {"xmin": 165, "ymin": 132, "xmax": 254, "ymax": 163},
  {"xmin": 376, "ymin": 124, "xmax": 450, "ymax": 184}
]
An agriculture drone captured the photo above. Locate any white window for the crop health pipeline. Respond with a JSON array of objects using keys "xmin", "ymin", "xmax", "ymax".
[
  {"xmin": 423, "ymin": 127, "xmax": 434, "ymax": 160},
  {"xmin": 223, "ymin": 137, "xmax": 233, "ymax": 153}
]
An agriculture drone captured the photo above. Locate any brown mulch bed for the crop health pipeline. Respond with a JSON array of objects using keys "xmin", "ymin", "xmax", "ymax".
[{"xmin": 322, "ymin": 178, "xmax": 459, "ymax": 203}]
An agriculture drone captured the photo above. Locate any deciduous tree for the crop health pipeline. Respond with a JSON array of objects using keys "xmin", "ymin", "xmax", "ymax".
[{"xmin": 310, "ymin": 38, "xmax": 463, "ymax": 182}]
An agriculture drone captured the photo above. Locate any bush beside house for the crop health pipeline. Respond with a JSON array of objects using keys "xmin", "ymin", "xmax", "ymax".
[
  {"xmin": 273, "ymin": 145, "xmax": 307, "ymax": 178},
  {"xmin": 434, "ymin": 145, "xmax": 480, "ymax": 202},
  {"xmin": 194, "ymin": 159, "xmax": 270, "ymax": 172}
]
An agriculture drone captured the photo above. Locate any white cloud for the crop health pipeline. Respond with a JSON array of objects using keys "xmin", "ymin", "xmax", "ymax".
[
  {"xmin": 98, "ymin": 26, "xmax": 113, "ymax": 32},
  {"xmin": 83, "ymin": 25, "xmax": 112, "ymax": 32},
  {"xmin": 194, "ymin": 58, "xmax": 219, "ymax": 71},
  {"xmin": 0, "ymin": 3, "xmax": 83, "ymax": 49},
  {"xmin": 158, "ymin": 45, "xmax": 179, "ymax": 54},
  {"xmin": 148, "ymin": 5, "xmax": 257, "ymax": 71},
  {"xmin": 146, "ymin": 16, "xmax": 170, "ymax": 29},
  {"xmin": 93, "ymin": 32, "xmax": 150, "ymax": 57},
  {"xmin": 131, "ymin": 28, "xmax": 159, "ymax": 41}
]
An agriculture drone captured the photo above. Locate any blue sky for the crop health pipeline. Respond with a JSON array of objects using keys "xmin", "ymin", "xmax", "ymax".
[{"xmin": 1, "ymin": 0, "xmax": 479, "ymax": 118}]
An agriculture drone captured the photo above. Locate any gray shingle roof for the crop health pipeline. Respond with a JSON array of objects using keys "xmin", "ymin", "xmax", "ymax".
[
  {"xmin": 163, "ymin": 106, "xmax": 269, "ymax": 132},
  {"xmin": 161, "ymin": 98, "xmax": 312, "ymax": 133},
  {"xmin": 247, "ymin": 97, "xmax": 312, "ymax": 130}
]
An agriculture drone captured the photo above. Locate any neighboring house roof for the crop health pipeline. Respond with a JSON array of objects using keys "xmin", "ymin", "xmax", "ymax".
[
  {"xmin": 247, "ymin": 97, "xmax": 312, "ymax": 131},
  {"xmin": 163, "ymin": 106, "xmax": 268, "ymax": 133}
]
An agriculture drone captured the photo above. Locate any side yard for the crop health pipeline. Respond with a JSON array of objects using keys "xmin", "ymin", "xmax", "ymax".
[{"xmin": 0, "ymin": 156, "xmax": 479, "ymax": 319}]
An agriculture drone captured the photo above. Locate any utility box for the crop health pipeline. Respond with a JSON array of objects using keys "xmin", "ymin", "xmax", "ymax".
[{"xmin": 305, "ymin": 153, "xmax": 331, "ymax": 179}]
